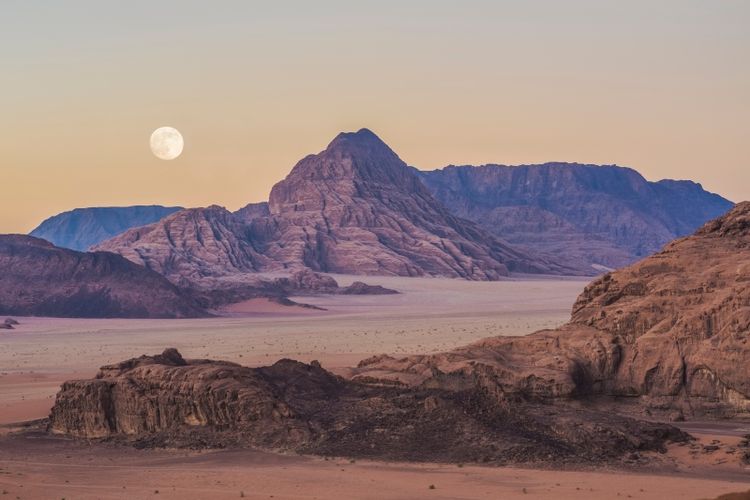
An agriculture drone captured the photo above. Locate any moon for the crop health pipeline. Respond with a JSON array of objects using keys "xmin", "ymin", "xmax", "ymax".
[{"xmin": 150, "ymin": 126, "xmax": 184, "ymax": 160}]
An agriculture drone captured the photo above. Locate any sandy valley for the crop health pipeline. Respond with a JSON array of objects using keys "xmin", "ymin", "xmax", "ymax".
[{"xmin": 2, "ymin": 276, "xmax": 749, "ymax": 499}]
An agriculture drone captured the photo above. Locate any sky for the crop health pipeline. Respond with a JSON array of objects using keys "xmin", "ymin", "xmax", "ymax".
[{"xmin": 1, "ymin": 1, "xmax": 748, "ymax": 233}]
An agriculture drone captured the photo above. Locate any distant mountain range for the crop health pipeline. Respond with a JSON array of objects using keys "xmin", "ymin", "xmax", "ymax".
[
  {"xmin": 94, "ymin": 129, "xmax": 578, "ymax": 285},
  {"xmin": 30, "ymin": 205, "xmax": 182, "ymax": 251},
  {"xmin": 417, "ymin": 164, "xmax": 732, "ymax": 269},
  {"xmin": 26, "ymin": 129, "xmax": 734, "ymax": 283}
]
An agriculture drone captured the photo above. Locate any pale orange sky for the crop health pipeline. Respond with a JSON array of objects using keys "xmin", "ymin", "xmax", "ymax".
[{"xmin": 1, "ymin": 1, "xmax": 748, "ymax": 233}]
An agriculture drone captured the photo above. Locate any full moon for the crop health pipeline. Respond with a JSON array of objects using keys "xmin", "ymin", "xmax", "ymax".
[{"xmin": 150, "ymin": 126, "xmax": 184, "ymax": 160}]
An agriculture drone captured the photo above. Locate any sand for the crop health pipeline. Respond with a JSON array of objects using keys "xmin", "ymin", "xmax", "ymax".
[
  {"xmin": 1, "ymin": 275, "xmax": 749, "ymax": 499},
  {"xmin": 0, "ymin": 276, "xmax": 586, "ymax": 423},
  {"xmin": 0, "ymin": 430, "xmax": 748, "ymax": 500}
]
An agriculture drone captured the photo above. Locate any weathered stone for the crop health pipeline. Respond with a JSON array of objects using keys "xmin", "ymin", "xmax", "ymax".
[
  {"xmin": 49, "ymin": 349, "xmax": 686, "ymax": 464},
  {"xmin": 0, "ymin": 235, "xmax": 208, "ymax": 318},
  {"xmin": 354, "ymin": 203, "xmax": 750, "ymax": 418},
  {"xmin": 418, "ymin": 164, "xmax": 732, "ymax": 270}
]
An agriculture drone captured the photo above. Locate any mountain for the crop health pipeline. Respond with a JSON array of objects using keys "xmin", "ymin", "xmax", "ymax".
[
  {"xmin": 30, "ymin": 205, "xmax": 182, "ymax": 251},
  {"xmin": 93, "ymin": 205, "xmax": 274, "ymax": 288},
  {"xmin": 354, "ymin": 202, "xmax": 750, "ymax": 418},
  {"xmin": 249, "ymin": 129, "xmax": 580, "ymax": 279},
  {"xmin": 0, "ymin": 235, "xmax": 207, "ymax": 318},
  {"xmin": 96, "ymin": 130, "xmax": 584, "ymax": 282},
  {"xmin": 417, "ymin": 163, "xmax": 733, "ymax": 269}
]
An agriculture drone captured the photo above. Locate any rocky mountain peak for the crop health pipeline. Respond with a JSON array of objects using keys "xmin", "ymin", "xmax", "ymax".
[{"xmin": 269, "ymin": 129, "xmax": 425, "ymax": 214}]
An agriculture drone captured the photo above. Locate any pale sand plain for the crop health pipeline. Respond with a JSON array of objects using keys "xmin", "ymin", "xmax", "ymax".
[{"xmin": 1, "ymin": 275, "xmax": 749, "ymax": 499}]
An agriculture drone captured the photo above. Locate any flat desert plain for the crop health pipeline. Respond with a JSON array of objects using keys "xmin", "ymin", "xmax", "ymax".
[{"xmin": 2, "ymin": 276, "xmax": 749, "ymax": 499}]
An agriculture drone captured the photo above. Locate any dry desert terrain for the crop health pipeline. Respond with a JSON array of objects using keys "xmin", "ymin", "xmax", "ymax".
[{"xmin": 1, "ymin": 275, "xmax": 749, "ymax": 499}]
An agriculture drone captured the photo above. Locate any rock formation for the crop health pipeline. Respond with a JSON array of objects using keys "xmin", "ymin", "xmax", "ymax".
[
  {"xmin": 30, "ymin": 205, "xmax": 182, "ymax": 251},
  {"xmin": 93, "ymin": 205, "xmax": 275, "ymax": 288},
  {"xmin": 354, "ymin": 202, "xmax": 750, "ymax": 418},
  {"xmin": 0, "ymin": 235, "xmax": 207, "ymax": 318},
  {"xmin": 417, "ymin": 163, "xmax": 732, "ymax": 269},
  {"xmin": 233, "ymin": 202, "xmax": 270, "ymax": 223},
  {"xmin": 49, "ymin": 348, "xmax": 685, "ymax": 464},
  {"xmin": 95, "ymin": 130, "xmax": 588, "ymax": 283},
  {"xmin": 249, "ymin": 129, "xmax": 582, "ymax": 279}
]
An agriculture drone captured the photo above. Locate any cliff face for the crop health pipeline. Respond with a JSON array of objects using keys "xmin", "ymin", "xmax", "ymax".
[
  {"xmin": 30, "ymin": 205, "xmax": 182, "ymax": 251},
  {"xmin": 354, "ymin": 203, "xmax": 750, "ymax": 418},
  {"xmin": 417, "ymin": 164, "xmax": 733, "ymax": 269},
  {"xmin": 49, "ymin": 348, "xmax": 685, "ymax": 464},
  {"xmin": 250, "ymin": 129, "xmax": 583, "ymax": 279},
  {"xmin": 0, "ymin": 235, "xmax": 207, "ymax": 318},
  {"xmin": 92, "ymin": 205, "xmax": 275, "ymax": 287},
  {"xmin": 95, "ymin": 130, "xmax": 587, "ymax": 283}
]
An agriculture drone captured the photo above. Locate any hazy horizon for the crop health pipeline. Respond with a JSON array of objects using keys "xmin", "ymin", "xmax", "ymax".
[{"xmin": 3, "ymin": 1, "xmax": 748, "ymax": 233}]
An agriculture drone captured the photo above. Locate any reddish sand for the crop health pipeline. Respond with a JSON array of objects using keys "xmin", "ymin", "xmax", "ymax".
[
  {"xmin": 1, "ymin": 276, "xmax": 748, "ymax": 498},
  {"xmin": 0, "ymin": 431, "xmax": 748, "ymax": 500}
]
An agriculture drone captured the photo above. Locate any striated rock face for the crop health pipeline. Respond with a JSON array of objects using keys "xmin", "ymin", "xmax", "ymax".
[
  {"xmin": 95, "ymin": 130, "xmax": 586, "ymax": 283},
  {"xmin": 354, "ymin": 203, "xmax": 750, "ymax": 418},
  {"xmin": 418, "ymin": 164, "xmax": 733, "ymax": 269},
  {"xmin": 49, "ymin": 348, "xmax": 685, "ymax": 464},
  {"xmin": 250, "ymin": 129, "xmax": 583, "ymax": 279},
  {"xmin": 93, "ymin": 206, "xmax": 275, "ymax": 288},
  {"xmin": 233, "ymin": 202, "xmax": 270, "ymax": 223},
  {"xmin": 0, "ymin": 235, "xmax": 207, "ymax": 318},
  {"xmin": 30, "ymin": 205, "xmax": 182, "ymax": 251}
]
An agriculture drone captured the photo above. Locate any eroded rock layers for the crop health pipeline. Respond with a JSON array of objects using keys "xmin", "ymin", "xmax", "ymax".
[{"xmin": 49, "ymin": 349, "xmax": 684, "ymax": 464}]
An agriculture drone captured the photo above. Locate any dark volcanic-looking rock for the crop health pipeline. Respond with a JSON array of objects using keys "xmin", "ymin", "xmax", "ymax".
[
  {"xmin": 49, "ymin": 349, "xmax": 685, "ymax": 464},
  {"xmin": 250, "ymin": 129, "xmax": 583, "ymax": 279},
  {"xmin": 30, "ymin": 205, "xmax": 182, "ymax": 251},
  {"xmin": 338, "ymin": 281, "xmax": 399, "ymax": 295},
  {"xmin": 354, "ymin": 203, "xmax": 750, "ymax": 418},
  {"xmin": 417, "ymin": 163, "xmax": 733, "ymax": 269},
  {"xmin": 0, "ymin": 235, "xmax": 207, "ymax": 318}
]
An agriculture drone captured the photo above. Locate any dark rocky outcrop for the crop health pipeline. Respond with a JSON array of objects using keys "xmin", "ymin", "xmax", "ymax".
[
  {"xmin": 418, "ymin": 163, "xmax": 732, "ymax": 270},
  {"xmin": 0, "ymin": 235, "xmax": 208, "ymax": 318},
  {"xmin": 49, "ymin": 348, "xmax": 685, "ymax": 464},
  {"xmin": 337, "ymin": 281, "xmax": 399, "ymax": 295},
  {"xmin": 354, "ymin": 202, "xmax": 750, "ymax": 418},
  {"xmin": 30, "ymin": 205, "xmax": 182, "ymax": 251}
]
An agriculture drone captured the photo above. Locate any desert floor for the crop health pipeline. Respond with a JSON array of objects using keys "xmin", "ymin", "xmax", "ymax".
[{"xmin": 1, "ymin": 275, "xmax": 749, "ymax": 499}]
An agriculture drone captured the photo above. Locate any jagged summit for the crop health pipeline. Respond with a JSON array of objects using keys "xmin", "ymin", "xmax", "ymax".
[
  {"xmin": 328, "ymin": 127, "xmax": 389, "ymax": 149},
  {"xmin": 256, "ymin": 129, "xmax": 577, "ymax": 278}
]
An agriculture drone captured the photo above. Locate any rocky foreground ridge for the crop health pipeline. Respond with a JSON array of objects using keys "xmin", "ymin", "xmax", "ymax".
[
  {"xmin": 354, "ymin": 202, "xmax": 750, "ymax": 418},
  {"xmin": 49, "ymin": 348, "xmax": 684, "ymax": 464}
]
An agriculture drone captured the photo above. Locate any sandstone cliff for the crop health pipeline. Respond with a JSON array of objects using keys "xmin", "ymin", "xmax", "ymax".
[
  {"xmin": 418, "ymin": 164, "xmax": 732, "ymax": 269},
  {"xmin": 354, "ymin": 202, "xmax": 750, "ymax": 418},
  {"xmin": 249, "ymin": 129, "xmax": 582, "ymax": 279},
  {"xmin": 49, "ymin": 348, "xmax": 684, "ymax": 464},
  {"xmin": 93, "ymin": 205, "xmax": 275, "ymax": 288},
  {"xmin": 0, "ymin": 235, "xmax": 207, "ymax": 318}
]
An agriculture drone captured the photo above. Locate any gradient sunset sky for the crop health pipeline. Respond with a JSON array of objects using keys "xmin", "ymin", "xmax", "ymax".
[{"xmin": 2, "ymin": 1, "xmax": 748, "ymax": 233}]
